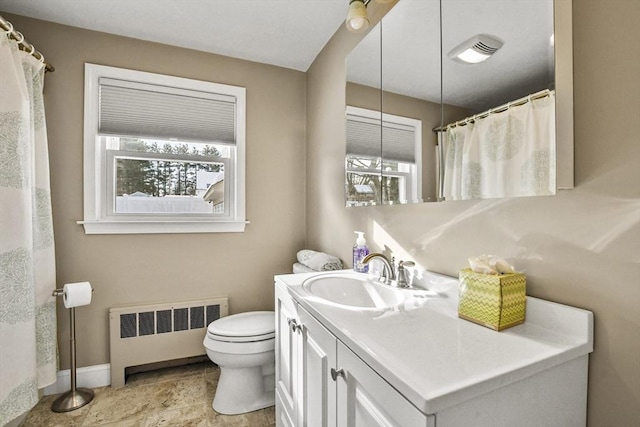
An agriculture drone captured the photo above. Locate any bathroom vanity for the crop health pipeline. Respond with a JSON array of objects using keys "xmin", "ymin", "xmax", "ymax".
[{"xmin": 274, "ymin": 270, "xmax": 593, "ymax": 427}]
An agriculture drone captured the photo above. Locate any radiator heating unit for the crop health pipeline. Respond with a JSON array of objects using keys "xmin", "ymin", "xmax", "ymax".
[{"xmin": 109, "ymin": 297, "xmax": 228, "ymax": 387}]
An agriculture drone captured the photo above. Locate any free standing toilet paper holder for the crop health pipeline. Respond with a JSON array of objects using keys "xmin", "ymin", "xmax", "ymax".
[{"xmin": 51, "ymin": 286, "xmax": 95, "ymax": 412}]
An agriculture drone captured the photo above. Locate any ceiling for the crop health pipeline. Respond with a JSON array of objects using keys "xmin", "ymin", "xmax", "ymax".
[
  {"xmin": 0, "ymin": 0, "xmax": 555, "ymax": 113},
  {"xmin": 0, "ymin": 0, "xmax": 348, "ymax": 72}
]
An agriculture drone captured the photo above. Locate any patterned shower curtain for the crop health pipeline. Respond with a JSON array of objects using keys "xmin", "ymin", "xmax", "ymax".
[
  {"xmin": 0, "ymin": 34, "xmax": 57, "ymax": 424},
  {"xmin": 441, "ymin": 91, "xmax": 556, "ymax": 200}
]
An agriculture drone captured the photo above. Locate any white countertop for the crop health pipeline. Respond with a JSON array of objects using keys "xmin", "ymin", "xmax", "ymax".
[{"xmin": 276, "ymin": 269, "xmax": 594, "ymax": 415}]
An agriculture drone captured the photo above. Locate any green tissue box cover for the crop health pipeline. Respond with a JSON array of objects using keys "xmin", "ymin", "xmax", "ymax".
[{"xmin": 458, "ymin": 268, "xmax": 526, "ymax": 331}]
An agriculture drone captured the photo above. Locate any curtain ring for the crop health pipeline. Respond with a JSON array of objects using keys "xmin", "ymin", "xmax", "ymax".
[
  {"xmin": 14, "ymin": 31, "xmax": 25, "ymax": 44},
  {"xmin": 2, "ymin": 21, "xmax": 13, "ymax": 34},
  {"xmin": 28, "ymin": 44, "xmax": 35, "ymax": 55}
]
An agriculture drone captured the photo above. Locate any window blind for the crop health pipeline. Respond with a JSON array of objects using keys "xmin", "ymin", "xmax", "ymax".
[
  {"xmin": 99, "ymin": 77, "xmax": 236, "ymax": 144},
  {"xmin": 346, "ymin": 115, "xmax": 416, "ymax": 163}
]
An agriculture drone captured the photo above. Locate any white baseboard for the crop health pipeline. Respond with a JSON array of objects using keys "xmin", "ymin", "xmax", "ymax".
[{"xmin": 43, "ymin": 363, "xmax": 111, "ymax": 395}]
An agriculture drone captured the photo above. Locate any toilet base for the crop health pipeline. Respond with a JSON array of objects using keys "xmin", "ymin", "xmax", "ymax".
[{"xmin": 212, "ymin": 365, "xmax": 275, "ymax": 415}]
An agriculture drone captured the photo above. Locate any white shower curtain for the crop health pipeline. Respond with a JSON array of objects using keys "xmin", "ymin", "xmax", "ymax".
[
  {"xmin": 441, "ymin": 92, "xmax": 556, "ymax": 200},
  {"xmin": 0, "ymin": 34, "xmax": 57, "ymax": 424}
]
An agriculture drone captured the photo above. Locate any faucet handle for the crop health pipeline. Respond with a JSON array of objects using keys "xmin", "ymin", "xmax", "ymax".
[{"xmin": 395, "ymin": 260, "xmax": 415, "ymax": 288}]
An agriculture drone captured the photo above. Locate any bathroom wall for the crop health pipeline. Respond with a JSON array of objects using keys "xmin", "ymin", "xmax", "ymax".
[
  {"xmin": 307, "ymin": 0, "xmax": 639, "ymax": 425},
  {"xmin": 2, "ymin": 14, "xmax": 307, "ymax": 370}
]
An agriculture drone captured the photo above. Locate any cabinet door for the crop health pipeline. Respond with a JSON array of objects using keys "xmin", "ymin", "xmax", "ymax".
[
  {"xmin": 276, "ymin": 392, "xmax": 295, "ymax": 427},
  {"xmin": 299, "ymin": 306, "xmax": 337, "ymax": 427},
  {"xmin": 275, "ymin": 283, "xmax": 302, "ymax": 427},
  {"xmin": 336, "ymin": 341, "xmax": 432, "ymax": 427}
]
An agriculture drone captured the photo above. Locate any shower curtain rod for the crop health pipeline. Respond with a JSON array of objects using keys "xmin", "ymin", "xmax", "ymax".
[
  {"xmin": 0, "ymin": 14, "xmax": 55, "ymax": 72},
  {"xmin": 433, "ymin": 88, "xmax": 553, "ymax": 133}
]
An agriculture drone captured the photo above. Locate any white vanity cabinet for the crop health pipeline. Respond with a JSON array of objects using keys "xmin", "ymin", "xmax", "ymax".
[
  {"xmin": 297, "ymin": 303, "xmax": 336, "ymax": 426},
  {"xmin": 275, "ymin": 281, "xmax": 302, "ymax": 427},
  {"xmin": 275, "ymin": 271, "xmax": 594, "ymax": 427},
  {"xmin": 276, "ymin": 280, "xmax": 341, "ymax": 427},
  {"xmin": 299, "ymin": 306, "xmax": 433, "ymax": 427},
  {"xmin": 276, "ymin": 277, "xmax": 432, "ymax": 427}
]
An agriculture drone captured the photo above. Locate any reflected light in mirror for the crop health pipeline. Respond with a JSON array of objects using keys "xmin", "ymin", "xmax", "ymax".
[
  {"xmin": 455, "ymin": 49, "xmax": 490, "ymax": 63},
  {"xmin": 455, "ymin": 49, "xmax": 491, "ymax": 64},
  {"xmin": 447, "ymin": 34, "xmax": 504, "ymax": 64}
]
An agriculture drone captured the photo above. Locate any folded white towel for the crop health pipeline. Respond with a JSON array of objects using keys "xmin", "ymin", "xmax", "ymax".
[
  {"xmin": 293, "ymin": 263, "xmax": 316, "ymax": 274},
  {"xmin": 297, "ymin": 250, "xmax": 343, "ymax": 272}
]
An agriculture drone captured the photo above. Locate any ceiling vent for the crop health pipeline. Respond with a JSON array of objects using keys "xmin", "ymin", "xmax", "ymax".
[{"xmin": 448, "ymin": 34, "xmax": 504, "ymax": 64}]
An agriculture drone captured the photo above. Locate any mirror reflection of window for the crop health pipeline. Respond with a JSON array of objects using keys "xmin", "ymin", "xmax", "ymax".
[{"xmin": 346, "ymin": 107, "xmax": 421, "ymax": 206}]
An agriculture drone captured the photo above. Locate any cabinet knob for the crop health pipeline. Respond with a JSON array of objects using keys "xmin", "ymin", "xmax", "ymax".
[
  {"xmin": 287, "ymin": 318, "xmax": 302, "ymax": 333},
  {"xmin": 330, "ymin": 368, "xmax": 345, "ymax": 381}
]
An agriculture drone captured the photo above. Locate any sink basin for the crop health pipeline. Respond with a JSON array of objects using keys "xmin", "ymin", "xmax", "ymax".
[{"xmin": 302, "ymin": 273, "xmax": 407, "ymax": 309}]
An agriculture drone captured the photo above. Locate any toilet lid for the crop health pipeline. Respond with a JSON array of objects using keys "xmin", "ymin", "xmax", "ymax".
[{"xmin": 207, "ymin": 311, "xmax": 275, "ymax": 341}]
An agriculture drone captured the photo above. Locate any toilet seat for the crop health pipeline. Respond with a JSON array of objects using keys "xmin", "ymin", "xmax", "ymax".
[{"xmin": 207, "ymin": 311, "xmax": 275, "ymax": 343}]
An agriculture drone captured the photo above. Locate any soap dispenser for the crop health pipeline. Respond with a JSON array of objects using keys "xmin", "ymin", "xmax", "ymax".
[{"xmin": 353, "ymin": 231, "xmax": 370, "ymax": 273}]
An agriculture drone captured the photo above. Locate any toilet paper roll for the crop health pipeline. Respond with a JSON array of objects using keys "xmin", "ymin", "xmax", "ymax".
[{"xmin": 63, "ymin": 282, "xmax": 93, "ymax": 308}]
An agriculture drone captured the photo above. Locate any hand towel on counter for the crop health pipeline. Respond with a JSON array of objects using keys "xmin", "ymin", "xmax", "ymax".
[
  {"xmin": 297, "ymin": 250, "xmax": 343, "ymax": 271},
  {"xmin": 293, "ymin": 263, "xmax": 316, "ymax": 274}
]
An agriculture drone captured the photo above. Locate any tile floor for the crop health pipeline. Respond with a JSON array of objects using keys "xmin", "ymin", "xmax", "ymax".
[{"xmin": 20, "ymin": 362, "xmax": 275, "ymax": 427}]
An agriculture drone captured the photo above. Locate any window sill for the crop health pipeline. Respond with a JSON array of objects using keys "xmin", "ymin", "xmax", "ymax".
[{"xmin": 78, "ymin": 220, "xmax": 249, "ymax": 235}]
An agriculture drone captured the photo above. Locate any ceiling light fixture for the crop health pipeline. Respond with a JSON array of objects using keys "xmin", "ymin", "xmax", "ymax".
[
  {"xmin": 345, "ymin": 0, "xmax": 370, "ymax": 33},
  {"xmin": 448, "ymin": 34, "xmax": 504, "ymax": 64}
]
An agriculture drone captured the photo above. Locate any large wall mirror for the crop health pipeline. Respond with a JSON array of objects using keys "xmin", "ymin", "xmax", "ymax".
[{"xmin": 345, "ymin": 0, "xmax": 573, "ymax": 206}]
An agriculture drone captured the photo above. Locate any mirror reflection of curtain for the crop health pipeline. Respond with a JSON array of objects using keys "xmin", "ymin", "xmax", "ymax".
[
  {"xmin": 441, "ymin": 91, "xmax": 556, "ymax": 200},
  {"xmin": 0, "ymin": 35, "xmax": 57, "ymax": 424}
]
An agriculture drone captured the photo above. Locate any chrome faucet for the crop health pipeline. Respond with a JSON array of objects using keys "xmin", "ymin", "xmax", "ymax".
[{"xmin": 362, "ymin": 253, "xmax": 395, "ymax": 284}]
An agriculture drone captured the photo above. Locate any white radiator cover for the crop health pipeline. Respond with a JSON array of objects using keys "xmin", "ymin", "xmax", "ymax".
[{"xmin": 109, "ymin": 297, "xmax": 228, "ymax": 388}]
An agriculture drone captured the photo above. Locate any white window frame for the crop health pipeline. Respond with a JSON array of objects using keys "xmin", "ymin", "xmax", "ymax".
[
  {"xmin": 346, "ymin": 106, "xmax": 422, "ymax": 205},
  {"xmin": 79, "ymin": 64, "xmax": 247, "ymax": 234}
]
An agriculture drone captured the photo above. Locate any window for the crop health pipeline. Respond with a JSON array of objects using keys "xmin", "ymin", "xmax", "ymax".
[
  {"xmin": 346, "ymin": 106, "xmax": 422, "ymax": 206},
  {"xmin": 80, "ymin": 64, "xmax": 246, "ymax": 234}
]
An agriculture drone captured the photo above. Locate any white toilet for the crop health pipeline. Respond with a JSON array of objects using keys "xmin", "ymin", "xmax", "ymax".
[{"xmin": 203, "ymin": 311, "xmax": 276, "ymax": 415}]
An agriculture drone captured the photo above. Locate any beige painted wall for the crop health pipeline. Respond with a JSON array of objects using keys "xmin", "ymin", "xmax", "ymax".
[
  {"xmin": 2, "ymin": 14, "xmax": 307, "ymax": 370},
  {"xmin": 307, "ymin": 0, "xmax": 639, "ymax": 425}
]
